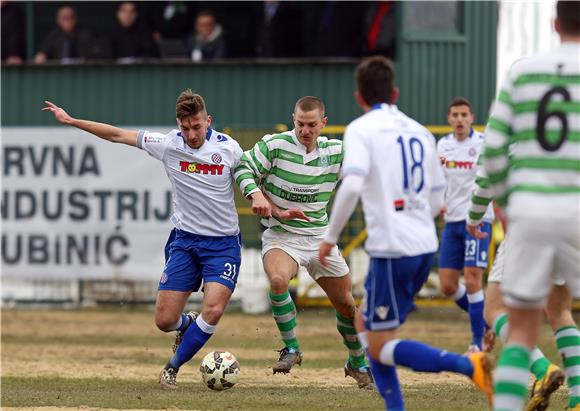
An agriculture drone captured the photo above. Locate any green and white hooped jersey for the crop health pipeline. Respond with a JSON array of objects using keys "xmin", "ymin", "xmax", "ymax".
[
  {"xmin": 483, "ymin": 42, "xmax": 580, "ymax": 220},
  {"xmin": 234, "ymin": 130, "xmax": 343, "ymax": 235}
]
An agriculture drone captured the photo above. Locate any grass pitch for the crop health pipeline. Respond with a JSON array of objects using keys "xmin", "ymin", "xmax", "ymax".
[{"xmin": 1, "ymin": 306, "xmax": 570, "ymax": 410}]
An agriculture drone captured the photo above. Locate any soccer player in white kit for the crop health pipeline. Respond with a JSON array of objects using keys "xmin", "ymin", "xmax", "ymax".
[
  {"xmin": 43, "ymin": 90, "xmax": 245, "ymax": 389},
  {"xmin": 437, "ymin": 97, "xmax": 494, "ymax": 352},
  {"xmin": 319, "ymin": 56, "xmax": 494, "ymax": 410},
  {"xmin": 483, "ymin": 2, "xmax": 580, "ymax": 410}
]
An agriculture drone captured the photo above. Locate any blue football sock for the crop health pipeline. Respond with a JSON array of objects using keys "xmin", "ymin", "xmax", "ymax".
[
  {"xmin": 169, "ymin": 315, "xmax": 215, "ymax": 369},
  {"xmin": 177, "ymin": 312, "xmax": 194, "ymax": 332},
  {"xmin": 452, "ymin": 283, "xmax": 469, "ymax": 312},
  {"xmin": 383, "ymin": 340, "xmax": 473, "ymax": 377},
  {"xmin": 369, "ymin": 357, "xmax": 404, "ymax": 411},
  {"xmin": 467, "ymin": 290, "xmax": 485, "ymax": 349}
]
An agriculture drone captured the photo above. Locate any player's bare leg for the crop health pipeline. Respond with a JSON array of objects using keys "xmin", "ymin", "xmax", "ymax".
[
  {"xmin": 155, "ymin": 290, "xmax": 191, "ymax": 331},
  {"xmin": 154, "ymin": 290, "xmax": 198, "ymax": 353},
  {"xmin": 263, "ymin": 249, "xmax": 303, "ymax": 374},
  {"xmin": 317, "ymin": 275, "xmax": 373, "ymax": 389},
  {"xmin": 483, "ymin": 282, "xmax": 503, "ymax": 352},
  {"xmin": 159, "ymin": 284, "xmax": 232, "ymax": 389},
  {"xmin": 156, "ymin": 290, "xmax": 191, "ymax": 389},
  {"xmin": 438, "ymin": 268, "xmax": 461, "ymax": 298}
]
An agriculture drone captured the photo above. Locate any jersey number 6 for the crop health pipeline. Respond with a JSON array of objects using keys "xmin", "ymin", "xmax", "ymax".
[{"xmin": 536, "ymin": 86, "xmax": 571, "ymax": 152}]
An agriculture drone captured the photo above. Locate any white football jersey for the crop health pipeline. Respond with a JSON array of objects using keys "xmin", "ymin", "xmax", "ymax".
[
  {"xmin": 342, "ymin": 104, "xmax": 446, "ymax": 257},
  {"xmin": 137, "ymin": 128, "xmax": 243, "ymax": 236},
  {"xmin": 437, "ymin": 130, "xmax": 494, "ymax": 222}
]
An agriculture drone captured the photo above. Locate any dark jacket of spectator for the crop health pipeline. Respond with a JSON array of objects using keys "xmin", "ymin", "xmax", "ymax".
[
  {"xmin": 37, "ymin": 27, "xmax": 98, "ymax": 61},
  {"xmin": 110, "ymin": 22, "xmax": 159, "ymax": 60},
  {"xmin": 1, "ymin": 1, "xmax": 26, "ymax": 63},
  {"xmin": 256, "ymin": 1, "xmax": 302, "ymax": 58},
  {"xmin": 110, "ymin": 2, "xmax": 158, "ymax": 60},
  {"xmin": 302, "ymin": 2, "xmax": 367, "ymax": 58},
  {"xmin": 35, "ymin": 5, "xmax": 104, "ymax": 63},
  {"xmin": 187, "ymin": 11, "xmax": 226, "ymax": 62},
  {"xmin": 146, "ymin": 1, "xmax": 194, "ymax": 41}
]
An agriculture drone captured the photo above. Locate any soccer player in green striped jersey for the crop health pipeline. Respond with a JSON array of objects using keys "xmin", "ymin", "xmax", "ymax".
[
  {"xmin": 467, "ymin": 161, "xmax": 569, "ymax": 411},
  {"xmin": 482, "ymin": 2, "xmax": 580, "ymax": 410},
  {"xmin": 234, "ymin": 96, "xmax": 373, "ymax": 388}
]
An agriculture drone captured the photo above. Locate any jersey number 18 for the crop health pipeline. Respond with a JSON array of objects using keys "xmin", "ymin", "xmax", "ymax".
[{"xmin": 397, "ymin": 135, "xmax": 425, "ymax": 193}]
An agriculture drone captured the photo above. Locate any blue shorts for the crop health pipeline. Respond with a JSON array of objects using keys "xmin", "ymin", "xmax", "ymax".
[
  {"xmin": 159, "ymin": 228, "xmax": 242, "ymax": 292},
  {"xmin": 363, "ymin": 253, "xmax": 435, "ymax": 331},
  {"xmin": 439, "ymin": 221, "xmax": 492, "ymax": 270}
]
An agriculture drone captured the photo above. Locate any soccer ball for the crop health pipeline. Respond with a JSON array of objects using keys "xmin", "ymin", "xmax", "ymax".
[{"xmin": 200, "ymin": 351, "xmax": 240, "ymax": 390}]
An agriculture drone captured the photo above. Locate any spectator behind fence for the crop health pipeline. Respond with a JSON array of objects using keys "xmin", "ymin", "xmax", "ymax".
[
  {"xmin": 1, "ymin": 1, "xmax": 26, "ymax": 64},
  {"xmin": 256, "ymin": 1, "xmax": 301, "ymax": 58},
  {"xmin": 147, "ymin": 1, "xmax": 194, "ymax": 41},
  {"xmin": 110, "ymin": 1, "xmax": 158, "ymax": 62},
  {"xmin": 34, "ymin": 5, "xmax": 103, "ymax": 64},
  {"xmin": 146, "ymin": 1, "xmax": 194, "ymax": 58},
  {"xmin": 362, "ymin": 1, "xmax": 396, "ymax": 58},
  {"xmin": 187, "ymin": 10, "xmax": 226, "ymax": 62},
  {"xmin": 301, "ymin": 1, "xmax": 366, "ymax": 58}
]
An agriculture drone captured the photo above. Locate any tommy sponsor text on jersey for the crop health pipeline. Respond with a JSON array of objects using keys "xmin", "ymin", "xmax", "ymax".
[{"xmin": 137, "ymin": 128, "xmax": 243, "ymax": 236}]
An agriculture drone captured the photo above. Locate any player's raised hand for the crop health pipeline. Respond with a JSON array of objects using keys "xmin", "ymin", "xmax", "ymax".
[
  {"xmin": 466, "ymin": 223, "xmax": 488, "ymax": 239},
  {"xmin": 249, "ymin": 191, "xmax": 272, "ymax": 218},
  {"xmin": 318, "ymin": 241, "xmax": 334, "ymax": 267},
  {"xmin": 274, "ymin": 208, "xmax": 310, "ymax": 221},
  {"xmin": 42, "ymin": 101, "xmax": 73, "ymax": 125}
]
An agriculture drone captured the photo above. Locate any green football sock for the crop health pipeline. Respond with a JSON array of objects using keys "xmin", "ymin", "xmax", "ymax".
[
  {"xmin": 336, "ymin": 311, "xmax": 367, "ymax": 369},
  {"xmin": 556, "ymin": 325, "xmax": 580, "ymax": 408},
  {"xmin": 269, "ymin": 290, "xmax": 299, "ymax": 350},
  {"xmin": 493, "ymin": 344, "xmax": 530, "ymax": 411},
  {"xmin": 493, "ymin": 312, "xmax": 551, "ymax": 380}
]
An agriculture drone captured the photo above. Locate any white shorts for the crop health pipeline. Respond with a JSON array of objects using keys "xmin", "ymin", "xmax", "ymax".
[
  {"xmin": 501, "ymin": 218, "xmax": 580, "ymax": 308},
  {"xmin": 488, "ymin": 235, "xmax": 566, "ymax": 286},
  {"xmin": 261, "ymin": 228, "xmax": 350, "ymax": 280},
  {"xmin": 487, "ymin": 239, "xmax": 506, "ymax": 283}
]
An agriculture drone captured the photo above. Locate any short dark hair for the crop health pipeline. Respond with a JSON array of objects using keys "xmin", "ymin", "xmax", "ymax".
[
  {"xmin": 355, "ymin": 56, "xmax": 395, "ymax": 106},
  {"xmin": 447, "ymin": 97, "xmax": 473, "ymax": 114},
  {"xmin": 196, "ymin": 9, "xmax": 216, "ymax": 21},
  {"xmin": 294, "ymin": 96, "xmax": 325, "ymax": 116},
  {"xmin": 175, "ymin": 89, "xmax": 207, "ymax": 119},
  {"xmin": 557, "ymin": 1, "xmax": 580, "ymax": 35}
]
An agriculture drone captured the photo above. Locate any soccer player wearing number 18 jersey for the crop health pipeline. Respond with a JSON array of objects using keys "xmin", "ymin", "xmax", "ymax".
[
  {"xmin": 484, "ymin": 2, "xmax": 580, "ymax": 410},
  {"xmin": 320, "ymin": 56, "xmax": 494, "ymax": 410}
]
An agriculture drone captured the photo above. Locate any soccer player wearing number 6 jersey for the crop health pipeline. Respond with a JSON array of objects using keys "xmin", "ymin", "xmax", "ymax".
[
  {"xmin": 484, "ymin": 2, "xmax": 580, "ymax": 410},
  {"xmin": 437, "ymin": 97, "xmax": 494, "ymax": 353},
  {"xmin": 43, "ymin": 90, "xmax": 245, "ymax": 390},
  {"xmin": 319, "ymin": 56, "xmax": 494, "ymax": 410}
]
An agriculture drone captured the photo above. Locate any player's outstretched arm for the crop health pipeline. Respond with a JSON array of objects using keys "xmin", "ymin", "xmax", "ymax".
[
  {"xmin": 319, "ymin": 174, "xmax": 364, "ymax": 266},
  {"xmin": 42, "ymin": 101, "xmax": 137, "ymax": 147}
]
